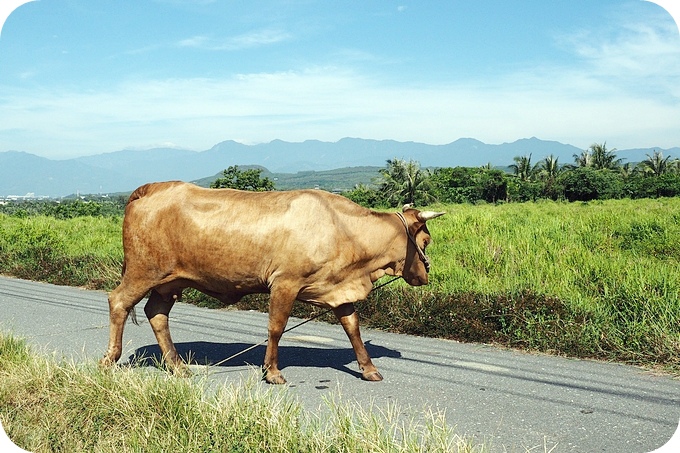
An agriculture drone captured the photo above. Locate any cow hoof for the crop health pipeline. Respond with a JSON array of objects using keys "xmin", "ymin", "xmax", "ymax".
[
  {"xmin": 99, "ymin": 356, "xmax": 115, "ymax": 368},
  {"xmin": 265, "ymin": 373, "xmax": 287, "ymax": 385},
  {"xmin": 362, "ymin": 370, "xmax": 383, "ymax": 382},
  {"xmin": 170, "ymin": 366, "xmax": 193, "ymax": 378},
  {"xmin": 164, "ymin": 361, "xmax": 191, "ymax": 377}
]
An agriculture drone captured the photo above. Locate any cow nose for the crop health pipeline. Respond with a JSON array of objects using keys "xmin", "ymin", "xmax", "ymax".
[{"xmin": 410, "ymin": 274, "xmax": 428, "ymax": 286}]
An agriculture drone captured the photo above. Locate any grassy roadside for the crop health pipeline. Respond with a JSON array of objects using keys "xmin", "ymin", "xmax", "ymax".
[
  {"xmin": 0, "ymin": 197, "xmax": 678, "ymax": 373},
  {"xmin": 383, "ymin": 198, "xmax": 680, "ymax": 372},
  {"xmin": 0, "ymin": 215, "xmax": 122, "ymax": 290},
  {"xmin": 0, "ymin": 333, "xmax": 481, "ymax": 453}
]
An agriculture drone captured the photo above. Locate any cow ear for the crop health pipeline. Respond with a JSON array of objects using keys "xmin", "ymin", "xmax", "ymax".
[
  {"xmin": 417, "ymin": 211, "xmax": 445, "ymax": 222},
  {"xmin": 402, "ymin": 203, "xmax": 414, "ymax": 212}
]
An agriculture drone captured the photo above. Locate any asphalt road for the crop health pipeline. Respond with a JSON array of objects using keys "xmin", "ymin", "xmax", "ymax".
[{"xmin": 1, "ymin": 276, "xmax": 679, "ymax": 452}]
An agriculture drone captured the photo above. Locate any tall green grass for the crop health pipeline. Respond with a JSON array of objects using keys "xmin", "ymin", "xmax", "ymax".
[
  {"xmin": 0, "ymin": 198, "xmax": 678, "ymax": 372},
  {"xmin": 420, "ymin": 198, "xmax": 680, "ymax": 369},
  {"xmin": 0, "ymin": 333, "xmax": 480, "ymax": 452},
  {"xmin": 428, "ymin": 198, "xmax": 680, "ymax": 300},
  {"xmin": 0, "ymin": 214, "xmax": 122, "ymax": 289}
]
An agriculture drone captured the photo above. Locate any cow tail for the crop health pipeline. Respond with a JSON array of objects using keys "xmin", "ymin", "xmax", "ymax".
[
  {"xmin": 119, "ymin": 184, "xmax": 151, "ymax": 328},
  {"xmin": 128, "ymin": 308, "xmax": 139, "ymax": 326},
  {"xmin": 120, "ymin": 184, "xmax": 153, "ymax": 277}
]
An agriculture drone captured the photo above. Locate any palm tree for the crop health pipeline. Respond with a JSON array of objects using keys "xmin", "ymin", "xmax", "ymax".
[
  {"xmin": 589, "ymin": 142, "xmax": 623, "ymax": 171},
  {"xmin": 671, "ymin": 158, "xmax": 680, "ymax": 174},
  {"xmin": 640, "ymin": 150, "xmax": 672, "ymax": 176},
  {"xmin": 509, "ymin": 154, "xmax": 538, "ymax": 181},
  {"xmin": 537, "ymin": 154, "xmax": 561, "ymax": 200},
  {"xmin": 379, "ymin": 158, "xmax": 434, "ymax": 206},
  {"xmin": 571, "ymin": 150, "xmax": 591, "ymax": 169},
  {"xmin": 619, "ymin": 162, "xmax": 637, "ymax": 179},
  {"xmin": 537, "ymin": 155, "xmax": 560, "ymax": 180}
]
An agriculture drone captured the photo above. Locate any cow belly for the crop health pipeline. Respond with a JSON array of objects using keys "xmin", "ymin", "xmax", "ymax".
[
  {"xmin": 152, "ymin": 260, "xmax": 268, "ymax": 303},
  {"xmin": 297, "ymin": 277, "xmax": 373, "ymax": 308}
]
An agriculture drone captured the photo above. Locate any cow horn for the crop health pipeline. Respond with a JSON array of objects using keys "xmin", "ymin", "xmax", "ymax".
[
  {"xmin": 417, "ymin": 211, "xmax": 446, "ymax": 222},
  {"xmin": 402, "ymin": 203, "xmax": 414, "ymax": 212}
]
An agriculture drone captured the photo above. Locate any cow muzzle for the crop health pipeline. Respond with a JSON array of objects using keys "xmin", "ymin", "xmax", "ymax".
[{"xmin": 408, "ymin": 273, "xmax": 428, "ymax": 286}]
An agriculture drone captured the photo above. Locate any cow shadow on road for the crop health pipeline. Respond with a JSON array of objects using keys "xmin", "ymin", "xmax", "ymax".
[{"xmin": 126, "ymin": 340, "xmax": 401, "ymax": 380}]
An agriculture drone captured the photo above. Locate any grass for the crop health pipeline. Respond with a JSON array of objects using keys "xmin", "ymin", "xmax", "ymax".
[
  {"xmin": 0, "ymin": 198, "xmax": 678, "ymax": 373},
  {"xmin": 0, "ymin": 332, "xmax": 480, "ymax": 452},
  {"xmin": 0, "ymin": 214, "xmax": 123, "ymax": 289},
  {"xmin": 423, "ymin": 198, "xmax": 680, "ymax": 370}
]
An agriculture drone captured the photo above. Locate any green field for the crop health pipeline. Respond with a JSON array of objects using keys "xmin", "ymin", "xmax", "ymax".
[
  {"xmin": 0, "ymin": 197, "xmax": 678, "ymax": 372},
  {"xmin": 401, "ymin": 198, "xmax": 680, "ymax": 370}
]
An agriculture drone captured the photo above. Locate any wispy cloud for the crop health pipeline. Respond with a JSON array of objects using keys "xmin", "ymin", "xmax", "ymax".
[
  {"xmin": 1, "ymin": 4, "xmax": 679, "ymax": 158},
  {"xmin": 123, "ymin": 43, "xmax": 164, "ymax": 56},
  {"xmin": 555, "ymin": 14, "xmax": 680, "ymax": 99},
  {"xmin": 177, "ymin": 35, "xmax": 209, "ymax": 48},
  {"xmin": 2, "ymin": 56, "xmax": 679, "ymax": 159},
  {"xmin": 177, "ymin": 29, "xmax": 292, "ymax": 51}
]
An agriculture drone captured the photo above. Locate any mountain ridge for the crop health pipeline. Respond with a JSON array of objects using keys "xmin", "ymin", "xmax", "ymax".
[{"xmin": 1, "ymin": 137, "xmax": 677, "ymax": 197}]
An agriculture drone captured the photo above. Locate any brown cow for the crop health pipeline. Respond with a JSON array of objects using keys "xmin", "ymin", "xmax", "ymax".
[{"xmin": 100, "ymin": 181, "xmax": 444, "ymax": 384}]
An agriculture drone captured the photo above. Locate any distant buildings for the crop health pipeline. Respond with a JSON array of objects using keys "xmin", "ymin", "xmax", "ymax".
[{"xmin": 0, "ymin": 193, "xmax": 51, "ymax": 202}]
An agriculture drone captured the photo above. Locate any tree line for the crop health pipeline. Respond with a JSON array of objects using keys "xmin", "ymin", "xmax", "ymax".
[
  {"xmin": 0, "ymin": 197, "xmax": 127, "ymax": 218},
  {"xmin": 343, "ymin": 143, "xmax": 680, "ymax": 207},
  {"xmin": 3, "ymin": 144, "xmax": 678, "ymax": 219}
]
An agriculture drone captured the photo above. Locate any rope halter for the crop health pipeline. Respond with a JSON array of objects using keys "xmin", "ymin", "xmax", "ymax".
[{"xmin": 395, "ymin": 211, "xmax": 430, "ymax": 273}]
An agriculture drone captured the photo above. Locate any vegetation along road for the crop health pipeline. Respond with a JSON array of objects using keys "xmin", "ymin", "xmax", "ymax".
[{"xmin": 1, "ymin": 276, "xmax": 678, "ymax": 452}]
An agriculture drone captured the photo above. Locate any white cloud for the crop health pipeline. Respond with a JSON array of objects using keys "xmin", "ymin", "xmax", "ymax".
[
  {"xmin": 177, "ymin": 29, "xmax": 292, "ymax": 51},
  {"xmin": 2, "ymin": 8, "xmax": 679, "ymax": 158},
  {"xmin": 555, "ymin": 14, "xmax": 680, "ymax": 100},
  {"xmin": 177, "ymin": 35, "xmax": 209, "ymax": 48},
  {"xmin": 1, "ymin": 57, "xmax": 679, "ymax": 159}
]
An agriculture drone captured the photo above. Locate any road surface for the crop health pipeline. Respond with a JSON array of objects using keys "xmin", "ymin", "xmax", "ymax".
[{"xmin": 1, "ymin": 276, "xmax": 678, "ymax": 452}]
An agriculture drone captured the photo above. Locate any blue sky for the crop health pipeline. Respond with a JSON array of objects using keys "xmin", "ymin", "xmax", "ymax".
[{"xmin": 0, "ymin": 0, "xmax": 679, "ymax": 159}]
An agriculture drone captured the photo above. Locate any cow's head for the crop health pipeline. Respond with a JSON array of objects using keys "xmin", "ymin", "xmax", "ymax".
[{"xmin": 398, "ymin": 205, "xmax": 445, "ymax": 286}]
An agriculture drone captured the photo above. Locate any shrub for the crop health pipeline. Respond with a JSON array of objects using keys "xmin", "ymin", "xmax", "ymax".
[{"xmin": 558, "ymin": 167, "xmax": 623, "ymax": 202}]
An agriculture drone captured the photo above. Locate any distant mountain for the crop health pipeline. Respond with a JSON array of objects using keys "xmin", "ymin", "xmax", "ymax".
[
  {"xmin": 204, "ymin": 137, "xmax": 583, "ymax": 171},
  {"xmin": 0, "ymin": 151, "xmax": 116, "ymax": 197},
  {"xmin": 1, "ymin": 138, "xmax": 677, "ymax": 197},
  {"xmin": 616, "ymin": 147, "xmax": 680, "ymax": 164}
]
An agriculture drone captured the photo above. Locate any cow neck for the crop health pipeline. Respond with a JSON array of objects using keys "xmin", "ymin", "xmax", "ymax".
[{"xmin": 395, "ymin": 211, "xmax": 430, "ymax": 273}]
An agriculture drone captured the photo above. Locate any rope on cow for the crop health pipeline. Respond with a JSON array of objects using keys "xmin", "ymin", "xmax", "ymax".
[{"xmin": 209, "ymin": 276, "xmax": 402, "ymax": 368}]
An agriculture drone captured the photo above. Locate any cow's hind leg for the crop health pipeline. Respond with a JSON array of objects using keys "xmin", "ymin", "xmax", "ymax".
[
  {"xmin": 263, "ymin": 284, "xmax": 297, "ymax": 384},
  {"xmin": 333, "ymin": 303, "xmax": 383, "ymax": 381},
  {"xmin": 144, "ymin": 289, "xmax": 185, "ymax": 373},
  {"xmin": 100, "ymin": 279, "xmax": 149, "ymax": 367}
]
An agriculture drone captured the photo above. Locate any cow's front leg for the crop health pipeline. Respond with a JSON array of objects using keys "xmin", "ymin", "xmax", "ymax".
[
  {"xmin": 333, "ymin": 303, "xmax": 383, "ymax": 381},
  {"xmin": 263, "ymin": 285, "xmax": 296, "ymax": 384}
]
